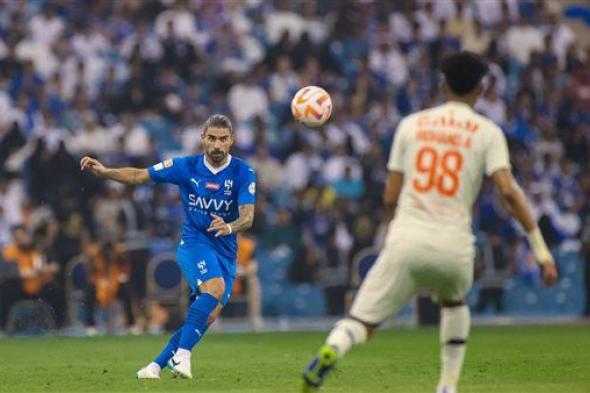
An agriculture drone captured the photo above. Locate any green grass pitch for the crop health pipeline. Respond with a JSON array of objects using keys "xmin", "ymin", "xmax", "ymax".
[{"xmin": 1, "ymin": 325, "xmax": 589, "ymax": 393}]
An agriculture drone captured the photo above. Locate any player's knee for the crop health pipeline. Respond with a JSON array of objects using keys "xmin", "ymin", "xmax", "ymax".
[
  {"xmin": 348, "ymin": 315, "xmax": 378, "ymax": 336},
  {"xmin": 200, "ymin": 278, "xmax": 226, "ymax": 300},
  {"xmin": 441, "ymin": 299, "xmax": 465, "ymax": 308}
]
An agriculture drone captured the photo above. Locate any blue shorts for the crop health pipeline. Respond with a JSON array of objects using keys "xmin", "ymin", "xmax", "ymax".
[{"xmin": 176, "ymin": 241, "xmax": 236, "ymax": 306}]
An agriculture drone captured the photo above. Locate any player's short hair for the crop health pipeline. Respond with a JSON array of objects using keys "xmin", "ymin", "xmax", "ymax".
[
  {"xmin": 203, "ymin": 114, "xmax": 233, "ymax": 134},
  {"xmin": 440, "ymin": 51, "xmax": 488, "ymax": 96}
]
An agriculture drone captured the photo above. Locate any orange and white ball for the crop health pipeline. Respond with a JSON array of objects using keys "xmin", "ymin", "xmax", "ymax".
[{"xmin": 291, "ymin": 86, "xmax": 332, "ymax": 127}]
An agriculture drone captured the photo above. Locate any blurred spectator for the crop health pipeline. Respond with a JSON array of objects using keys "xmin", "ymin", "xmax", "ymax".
[
  {"xmin": 476, "ymin": 78, "xmax": 506, "ymax": 125},
  {"xmin": 266, "ymin": 1, "xmax": 307, "ymax": 45},
  {"xmin": 269, "ymin": 55, "xmax": 298, "ymax": 104},
  {"xmin": 28, "ymin": 4, "xmax": 64, "ymax": 47},
  {"xmin": 474, "ymin": 0, "xmax": 518, "ymax": 28},
  {"xmin": 446, "ymin": 1, "xmax": 474, "ymax": 39},
  {"xmin": 369, "ymin": 39, "xmax": 408, "ymax": 87},
  {"xmin": 228, "ymin": 72, "xmax": 269, "ymax": 122},
  {"xmin": 415, "ymin": 1, "xmax": 439, "ymax": 43},
  {"xmin": 322, "ymin": 144, "xmax": 362, "ymax": 184},
  {"xmin": 569, "ymin": 48, "xmax": 590, "ymax": 115},
  {"xmin": 284, "ymin": 143, "xmax": 323, "ymax": 191},
  {"xmin": 84, "ymin": 240, "xmax": 137, "ymax": 335},
  {"xmin": 462, "ymin": 20, "xmax": 490, "ymax": 55},
  {"xmin": 0, "ymin": 205, "xmax": 10, "ymax": 246},
  {"xmin": 545, "ymin": 12, "xmax": 575, "ymax": 68},
  {"xmin": 155, "ymin": 0, "xmax": 197, "ymax": 41},
  {"xmin": 0, "ymin": 225, "xmax": 64, "ymax": 329},
  {"xmin": 331, "ymin": 165, "xmax": 365, "ymax": 200},
  {"xmin": 234, "ymin": 234, "xmax": 263, "ymax": 331},
  {"xmin": 68, "ymin": 112, "xmax": 115, "ymax": 155},
  {"xmin": 110, "ymin": 112, "xmax": 151, "ymax": 159},
  {"xmin": 389, "ymin": 6, "xmax": 414, "ymax": 47},
  {"xmin": 160, "ymin": 21, "xmax": 199, "ymax": 81},
  {"xmin": 506, "ymin": 16, "xmax": 544, "ymax": 65},
  {"xmin": 0, "ymin": 173, "xmax": 24, "ymax": 226},
  {"xmin": 250, "ymin": 146, "xmax": 284, "ymax": 192}
]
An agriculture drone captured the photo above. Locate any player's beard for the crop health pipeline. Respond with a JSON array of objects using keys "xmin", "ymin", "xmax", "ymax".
[{"xmin": 208, "ymin": 149, "xmax": 226, "ymax": 164}]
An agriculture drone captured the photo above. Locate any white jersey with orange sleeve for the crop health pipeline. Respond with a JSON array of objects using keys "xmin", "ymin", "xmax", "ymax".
[{"xmin": 386, "ymin": 101, "xmax": 511, "ymax": 244}]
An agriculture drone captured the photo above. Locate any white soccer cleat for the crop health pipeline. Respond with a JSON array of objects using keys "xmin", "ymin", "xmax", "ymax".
[
  {"xmin": 436, "ymin": 386, "xmax": 457, "ymax": 393},
  {"xmin": 168, "ymin": 355, "xmax": 192, "ymax": 379},
  {"xmin": 136, "ymin": 362, "xmax": 161, "ymax": 379}
]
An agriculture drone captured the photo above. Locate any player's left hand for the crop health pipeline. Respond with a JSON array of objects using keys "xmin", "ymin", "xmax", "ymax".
[
  {"xmin": 207, "ymin": 214, "xmax": 232, "ymax": 237},
  {"xmin": 540, "ymin": 261, "xmax": 558, "ymax": 286}
]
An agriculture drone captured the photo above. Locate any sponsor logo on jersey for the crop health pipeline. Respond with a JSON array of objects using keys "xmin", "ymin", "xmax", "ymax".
[
  {"xmin": 188, "ymin": 194, "xmax": 233, "ymax": 214},
  {"xmin": 205, "ymin": 182, "xmax": 220, "ymax": 190},
  {"xmin": 248, "ymin": 182, "xmax": 256, "ymax": 195},
  {"xmin": 153, "ymin": 163, "xmax": 164, "ymax": 171}
]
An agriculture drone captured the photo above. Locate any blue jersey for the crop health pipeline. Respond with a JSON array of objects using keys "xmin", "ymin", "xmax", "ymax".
[{"xmin": 148, "ymin": 154, "xmax": 256, "ymax": 260}]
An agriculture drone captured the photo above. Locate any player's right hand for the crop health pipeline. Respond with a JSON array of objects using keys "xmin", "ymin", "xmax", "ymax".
[
  {"xmin": 540, "ymin": 261, "xmax": 558, "ymax": 286},
  {"xmin": 80, "ymin": 156, "xmax": 106, "ymax": 176}
]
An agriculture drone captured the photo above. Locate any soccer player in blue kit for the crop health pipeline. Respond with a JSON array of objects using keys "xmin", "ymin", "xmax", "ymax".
[{"xmin": 80, "ymin": 114, "xmax": 256, "ymax": 379}]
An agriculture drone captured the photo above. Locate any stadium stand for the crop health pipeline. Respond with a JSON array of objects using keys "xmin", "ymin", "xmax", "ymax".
[{"xmin": 0, "ymin": 0, "xmax": 589, "ymax": 333}]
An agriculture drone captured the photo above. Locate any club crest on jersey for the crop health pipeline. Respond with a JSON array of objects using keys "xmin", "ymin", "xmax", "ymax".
[
  {"xmin": 205, "ymin": 182, "xmax": 220, "ymax": 190},
  {"xmin": 224, "ymin": 180, "xmax": 233, "ymax": 195}
]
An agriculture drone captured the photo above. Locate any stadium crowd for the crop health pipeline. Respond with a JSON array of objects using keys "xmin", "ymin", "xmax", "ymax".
[{"xmin": 0, "ymin": 0, "xmax": 589, "ymax": 332}]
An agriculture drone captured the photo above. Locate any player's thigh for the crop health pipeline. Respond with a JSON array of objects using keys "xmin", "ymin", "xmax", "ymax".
[
  {"xmin": 350, "ymin": 245, "xmax": 416, "ymax": 325},
  {"xmin": 414, "ymin": 245, "xmax": 474, "ymax": 303},
  {"xmin": 436, "ymin": 259, "xmax": 473, "ymax": 303},
  {"xmin": 176, "ymin": 243, "xmax": 224, "ymax": 295}
]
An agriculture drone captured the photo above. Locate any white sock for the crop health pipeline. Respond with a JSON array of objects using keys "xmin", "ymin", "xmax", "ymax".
[
  {"xmin": 148, "ymin": 362, "xmax": 161, "ymax": 372},
  {"xmin": 175, "ymin": 348, "xmax": 191, "ymax": 360},
  {"xmin": 438, "ymin": 305, "xmax": 470, "ymax": 388},
  {"xmin": 326, "ymin": 318, "xmax": 368, "ymax": 358}
]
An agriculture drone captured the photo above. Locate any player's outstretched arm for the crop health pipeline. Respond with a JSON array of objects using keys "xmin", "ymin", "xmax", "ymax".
[
  {"xmin": 207, "ymin": 204, "xmax": 255, "ymax": 237},
  {"xmin": 80, "ymin": 156, "xmax": 151, "ymax": 185},
  {"xmin": 490, "ymin": 169, "xmax": 558, "ymax": 285}
]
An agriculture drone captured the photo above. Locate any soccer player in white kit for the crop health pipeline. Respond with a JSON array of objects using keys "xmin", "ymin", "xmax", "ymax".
[{"xmin": 301, "ymin": 52, "xmax": 558, "ymax": 393}]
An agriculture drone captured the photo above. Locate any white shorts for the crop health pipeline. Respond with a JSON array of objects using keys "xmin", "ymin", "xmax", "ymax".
[{"xmin": 349, "ymin": 235, "xmax": 474, "ymax": 324}]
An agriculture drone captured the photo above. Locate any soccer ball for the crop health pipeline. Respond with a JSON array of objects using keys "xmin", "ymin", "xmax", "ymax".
[{"xmin": 291, "ymin": 86, "xmax": 332, "ymax": 127}]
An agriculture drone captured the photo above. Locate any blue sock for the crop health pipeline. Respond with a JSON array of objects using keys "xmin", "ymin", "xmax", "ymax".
[
  {"xmin": 153, "ymin": 324, "xmax": 213, "ymax": 368},
  {"xmin": 154, "ymin": 328, "xmax": 182, "ymax": 368},
  {"xmin": 178, "ymin": 293, "xmax": 219, "ymax": 351}
]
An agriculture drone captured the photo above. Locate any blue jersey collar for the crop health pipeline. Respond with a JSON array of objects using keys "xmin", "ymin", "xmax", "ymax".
[{"xmin": 203, "ymin": 154, "xmax": 232, "ymax": 175}]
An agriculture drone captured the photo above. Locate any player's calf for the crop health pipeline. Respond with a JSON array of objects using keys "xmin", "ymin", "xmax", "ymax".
[
  {"xmin": 168, "ymin": 278, "xmax": 225, "ymax": 379},
  {"xmin": 437, "ymin": 301, "xmax": 470, "ymax": 393}
]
